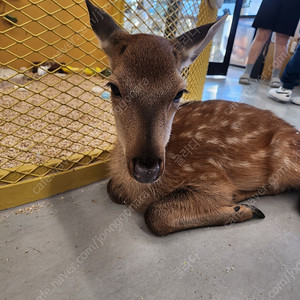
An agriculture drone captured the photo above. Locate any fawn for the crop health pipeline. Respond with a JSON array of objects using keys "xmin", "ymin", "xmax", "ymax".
[{"xmin": 86, "ymin": 0, "xmax": 300, "ymax": 236}]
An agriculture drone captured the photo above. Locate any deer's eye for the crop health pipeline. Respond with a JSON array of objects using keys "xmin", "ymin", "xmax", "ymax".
[
  {"xmin": 107, "ymin": 83, "xmax": 122, "ymax": 97},
  {"xmin": 174, "ymin": 89, "xmax": 187, "ymax": 103}
]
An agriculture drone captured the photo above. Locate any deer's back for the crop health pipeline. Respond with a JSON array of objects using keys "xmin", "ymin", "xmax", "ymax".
[{"xmin": 166, "ymin": 100, "xmax": 299, "ymax": 191}]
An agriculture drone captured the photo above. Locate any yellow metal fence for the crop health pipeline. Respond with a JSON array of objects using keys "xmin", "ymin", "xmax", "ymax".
[{"xmin": 0, "ymin": 0, "xmax": 216, "ymax": 209}]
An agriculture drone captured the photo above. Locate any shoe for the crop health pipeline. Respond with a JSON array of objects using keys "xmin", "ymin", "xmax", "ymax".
[
  {"xmin": 270, "ymin": 77, "xmax": 281, "ymax": 88},
  {"xmin": 268, "ymin": 86, "xmax": 292, "ymax": 103},
  {"xmin": 291, "ymin": 96, "xmax": 300, "ymax": 106},
  {"xmin": 239, "ymin": 75, "xmax": 250, "ymax": 85}
]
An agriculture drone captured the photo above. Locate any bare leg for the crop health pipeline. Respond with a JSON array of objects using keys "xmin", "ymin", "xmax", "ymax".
[
  {"xmin": 144, "ymin": 189, "xmax": 265, "ymax": 236},
  {"xmin": 270, "ymin": 32, "xmax": 290, "ymax": 87},
  {"xmin": 239, "ymin": 28, "xmax": 271, "ymax": 84},
  {"xmin": 248, "ymin": 28, "xmax": 272, "ymax": 64}
]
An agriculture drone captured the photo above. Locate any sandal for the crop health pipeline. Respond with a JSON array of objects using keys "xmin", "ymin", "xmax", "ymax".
[{"xmin": 239, "ymin": 75, "xmax": 250, "ymax": 85}]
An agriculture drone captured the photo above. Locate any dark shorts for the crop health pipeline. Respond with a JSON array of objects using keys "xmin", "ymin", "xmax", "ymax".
[{"xmin": 252, "ymin": 0, "xmax": 300, "ymax": 36}]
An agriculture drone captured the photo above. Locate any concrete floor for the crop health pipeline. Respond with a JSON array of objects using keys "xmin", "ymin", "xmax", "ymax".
[{"xmin": 1, "ymin": 67, "xmax": 300, "ymax": 300}]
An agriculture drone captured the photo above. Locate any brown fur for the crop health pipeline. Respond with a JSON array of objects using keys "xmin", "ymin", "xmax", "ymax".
[{"xmin": 85, "ymin": 0, "xmax": 300, "ymax": 235}]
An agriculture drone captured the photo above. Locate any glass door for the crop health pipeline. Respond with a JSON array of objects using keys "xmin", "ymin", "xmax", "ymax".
[
  {"xmin": 207, "ymin": 0, "xmax": 244, "ymax": 75},
  {"xmin": 230, "ymin": 0, "xmax": 262, "ymax": 67},
  {"xmin": 207, "ymin": 0, "xmax": 262, "ymax": 75}
]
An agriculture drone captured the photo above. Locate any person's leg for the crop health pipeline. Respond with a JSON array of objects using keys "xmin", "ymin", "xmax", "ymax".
[
  {"xmin": 281, "ymin": 43, "xmax": 300, "ymax": 90},
  {"xmin": 270, "ymin": 33, "xmax": 290, "ymax": 87},
  {"xmin": 285, "ymin": 43, "xmax": 300, "ymax": 106},
  {"xmin": 239, "ymin": 28, "xmax": 271, "ymax": 85},
  {"xmin": 268, "ymin": 43, "xmax": 300, "ymax": 104}
]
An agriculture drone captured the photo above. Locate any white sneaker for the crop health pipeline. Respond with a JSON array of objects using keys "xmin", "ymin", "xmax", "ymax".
[
  {"xmin": 291, "ymin": 96, "xmax": 300, "ymax": 106},
  {"xmin": 268, "ymin": 86, "xmax": 292, "ymax": 103}
]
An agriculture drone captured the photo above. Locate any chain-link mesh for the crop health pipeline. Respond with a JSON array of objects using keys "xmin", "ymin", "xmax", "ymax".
[{"xmin": 0, "ymin": 0, "xmax": 216, "ymax": 189}]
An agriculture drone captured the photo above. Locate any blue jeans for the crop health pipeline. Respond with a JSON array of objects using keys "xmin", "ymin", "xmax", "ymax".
[{"xmin": 281, "ymin": 43, "xmax": 300, "ymax": 90}]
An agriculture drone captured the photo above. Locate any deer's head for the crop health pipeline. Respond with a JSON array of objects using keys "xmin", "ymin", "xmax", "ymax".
[{"xmin": 86, "ymin": 0, "xmax": 227, "ymax": 183}]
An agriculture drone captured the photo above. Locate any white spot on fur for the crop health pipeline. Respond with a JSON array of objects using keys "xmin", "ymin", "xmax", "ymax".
[
  {"xmin": 220, "ymin": 120, "xmax": 229, "ymax": 127},
  {"xmin": 210, "ymin": 117, "xmax": 219, "ymax": 124},
  {"xmin": 183, "ymin": 165, "xmax": 193, "ymax": 172},
  {"xmin": 231, "ymin": 123, "xmax": 240, "ymax": 131},
  {"xmin": 168, "ymin": 152, "xmax": 176, "ymax": 159},
  {"xmin": 207, "ymin": 157, "xmax": 223, "ymax": 169},
  {"xmin": 273, "ymin": 149, "xmax": 282, "ymax": 158},
  {"xmin": 195, "ymin": 132, "xmax": 205, "ymax": 140},
  {"xmin": 236, "ymin": 161, "xmax": 251, "ymax": 167},
  {"xmin": 242, "ymin": 132, "xmax": 261, "ymax": 142},
  {"xmin": 198, "ymin": 125, "xmax": 207, "ymax": 130},
  {"xmin": 200, "ymin": 172, "xmax": 219, "ymax": 180},
  {"xmin": 221, "ymin": 154, "xmax": 231, "ymax": 160},
  {"xmin": 200, "ymin": 174, "xmax": 209, "ymax": 180},
  {"xmin": 227, "ymin": 160, "xmax": 251, "ymax": 168},
  {"xmin": 226, "ymin": 137, "xmax": 240, "ymax": 144},
  {"xmin": 180, "ymin": 132, "xmax": 194, "ymax": 138},
  {"xmin": 207, "ymin": 138, "xmax": 220, "ymax": 145},
  {"xmin": 250, "ymin": 150, "xmax": 266, "ymax": 160}
]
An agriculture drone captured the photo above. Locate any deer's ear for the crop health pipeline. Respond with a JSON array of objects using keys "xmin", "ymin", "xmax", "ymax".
[
  {"xmin": 85, "ymin": 0, "xmax": 123, "ymax": 52},
  {"xmin": 172, "ymin": 14, "xmax": 228, "ymax": 69}
]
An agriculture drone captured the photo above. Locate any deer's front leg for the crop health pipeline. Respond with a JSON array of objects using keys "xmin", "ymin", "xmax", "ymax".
[
  {"xmin": 144, "ymin": 189, "xmax": 265, "ymax": 236},
  {"xmin": 107, "ymin": 179, "xmax": 127, "ymax": 205}
]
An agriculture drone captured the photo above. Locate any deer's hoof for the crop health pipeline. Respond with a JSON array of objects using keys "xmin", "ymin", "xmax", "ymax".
[
  {"xmin": 107, "ymin": 180, "xmax": 126, "ymax": 205},
  {"xmin": 243, "ymin": 204, "xmax": 265, "ymax": 219}
]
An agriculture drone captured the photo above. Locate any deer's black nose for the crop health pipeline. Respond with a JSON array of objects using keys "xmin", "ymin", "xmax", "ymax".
[{"xmin": 133, "ymin": 158, "xmax": 161, "ymax": 183}]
